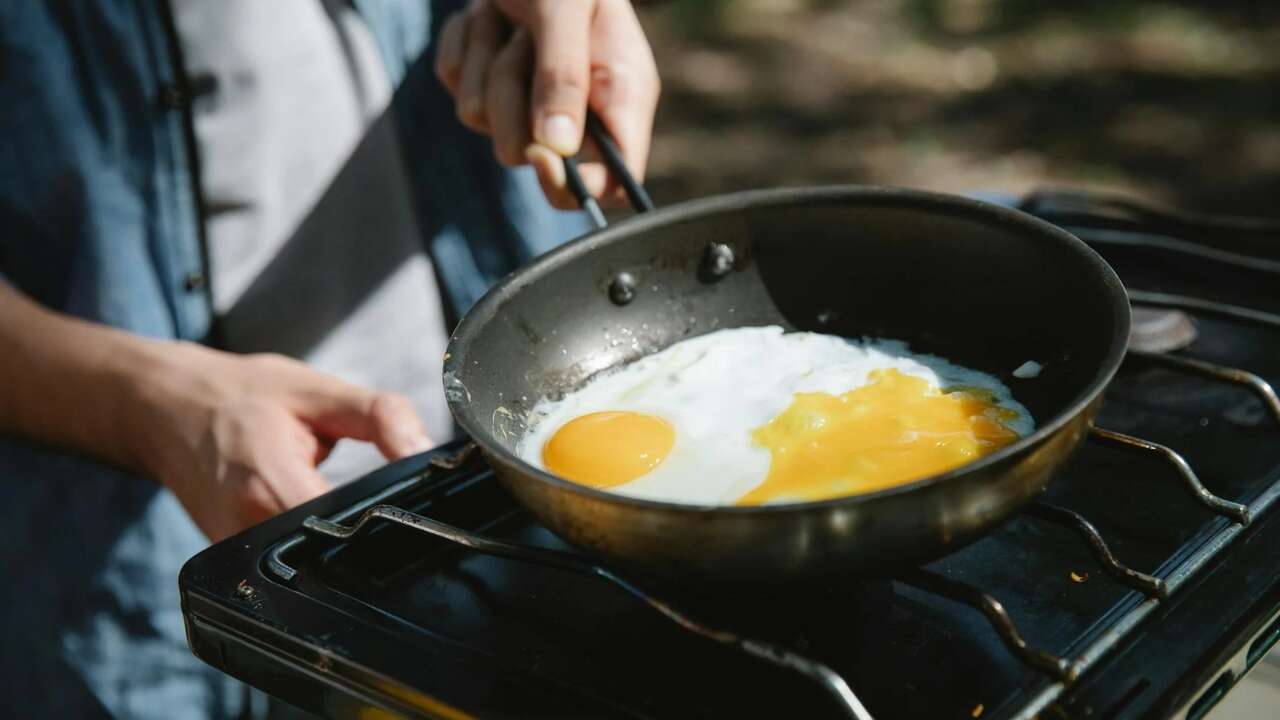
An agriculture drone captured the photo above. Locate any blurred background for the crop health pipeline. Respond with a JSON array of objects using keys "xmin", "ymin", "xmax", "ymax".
[{"xmin": 634, "ymin": 0, "xmax": 1280, "ymax": 215}]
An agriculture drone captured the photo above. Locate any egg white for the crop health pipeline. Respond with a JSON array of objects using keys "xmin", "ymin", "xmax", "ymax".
[{"xmin": 515, "ymin": 326, "xmax": 1034, "ymax": 506}]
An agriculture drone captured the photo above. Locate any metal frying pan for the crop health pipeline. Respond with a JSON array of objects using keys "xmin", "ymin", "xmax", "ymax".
[{"xmin": 443, "ymin": 144, "xmax": 1129, "ymax": 583}]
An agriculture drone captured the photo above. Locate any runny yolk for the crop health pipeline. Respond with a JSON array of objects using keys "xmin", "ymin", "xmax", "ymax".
[
  {"xmin": 543, "ymin": 411, "xmax": 675, "ymax": 489},
  {"xmin": 739, "ymin": 368, "xmax": 1019, "ymax": 505}
]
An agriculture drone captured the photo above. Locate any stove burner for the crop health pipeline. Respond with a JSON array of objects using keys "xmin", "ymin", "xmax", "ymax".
[{"xmin": 1129, "ymin": 307, "xmax": 1198, "ymax": 353}]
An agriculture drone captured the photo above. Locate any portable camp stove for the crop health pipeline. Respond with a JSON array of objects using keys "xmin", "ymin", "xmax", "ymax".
[{"xmin": 181, "ymin": 191, "xmax": 1280, "ymax": 719}]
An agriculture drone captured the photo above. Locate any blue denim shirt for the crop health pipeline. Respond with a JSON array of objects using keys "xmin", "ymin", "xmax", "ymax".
[{"xmin": 0, "ymin": 2, "xmax": 586, "ymax": 717}]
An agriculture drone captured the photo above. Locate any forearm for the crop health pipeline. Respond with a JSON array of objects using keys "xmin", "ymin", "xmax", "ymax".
[{"xmin": 0, "ymin": 283, "xmax": 165, "ymax": 472}]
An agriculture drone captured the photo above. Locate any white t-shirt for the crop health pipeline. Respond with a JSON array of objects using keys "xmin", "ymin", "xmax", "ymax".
[{"xmin": 171, "ymin": 0, "xmax": 452, "ymax": 481}]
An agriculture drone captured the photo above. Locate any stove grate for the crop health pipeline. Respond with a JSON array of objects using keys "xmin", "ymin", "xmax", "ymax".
[
  {"xmin": 301, "ymin": 474, "xmax": 876, "ymax": 720},
  {"xmin": 1090, "ymin": 427, "xmax": 1250, "ymax": 523},
  {"xmin": 1024, "ymin": 502, "xmax": 1166, "ymax": 599}
]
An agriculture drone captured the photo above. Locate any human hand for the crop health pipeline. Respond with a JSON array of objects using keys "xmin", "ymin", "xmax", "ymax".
[
  {"xmin": 129, "ymin": 344, "xmax": 431, "ymax": 542},
  {"xmin": 435, "ymin": 0, "xmax": 660, "ymax": 209}
]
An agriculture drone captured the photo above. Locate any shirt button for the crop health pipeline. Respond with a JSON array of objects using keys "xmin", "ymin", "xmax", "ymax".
[
  {"xmin": 183, "ymin": 272, "xmax": 206, "ymax": 292},
  {"xmin": 188, "ymin": 74, "xmax": 219, "ymax": 100},
  {"xmin": 157, "ymin": 83, "xmax": 185, "ymax": 111}
]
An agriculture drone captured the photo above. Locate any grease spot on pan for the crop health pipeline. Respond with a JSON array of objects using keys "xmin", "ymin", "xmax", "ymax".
[
  {"xmin": 492, "ymin": 406, "xmax": 527, "ymax": 443},
  {"xmin": 442, "ymin": 371, "xmax": 471, "ymax": 404}
]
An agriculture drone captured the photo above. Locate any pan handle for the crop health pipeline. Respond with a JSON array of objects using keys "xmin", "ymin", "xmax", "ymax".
[{"xmin": 563, "ymin": 111, "xmax": 656, "ymax": 229}]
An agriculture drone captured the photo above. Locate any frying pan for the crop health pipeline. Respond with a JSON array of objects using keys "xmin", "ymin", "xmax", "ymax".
[{"xmin": 442, "ymin": 138, "xmax": 1129, "ymax": 583}]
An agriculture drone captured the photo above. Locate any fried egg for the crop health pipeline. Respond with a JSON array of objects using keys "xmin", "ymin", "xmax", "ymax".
[{"xmin": 516, "ymin": 326, "xmax": 1033, "ymax": 506}]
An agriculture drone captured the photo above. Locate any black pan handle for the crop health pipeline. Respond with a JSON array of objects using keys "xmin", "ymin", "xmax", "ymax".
[{"xmin": 562, "ymin": 110, "xmax": 655, "ymax": 229}]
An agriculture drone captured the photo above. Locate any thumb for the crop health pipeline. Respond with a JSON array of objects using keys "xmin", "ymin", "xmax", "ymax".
[{"xmin": 527, "ymin": 2, "xmax": 593, "ymax": 156}]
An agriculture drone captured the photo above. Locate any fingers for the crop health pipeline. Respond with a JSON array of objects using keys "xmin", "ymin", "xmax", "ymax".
[
  {"xmin": 302, "ymin": 388, "xmax": 432, "ymax": 460},
  {"xmin": 175, "ymin": 351, "xmax": 436, "ymax": 543},
  {"xmin": 365, "ymin": 393, "xmax": 434, "ymax": 460},
  {"xmin": 312, "ymin": 436, "xmax": 336, "ymax": 465},
  {"xmin": 526, "ymin": 144, "xmax": 612, "ymax": 210},
  {"xmin": 486, "ymin": 28, "xmax": 533, "ymax": 166},
  {"xmin": 257, "ymin": 448, "xmax": 330, "ymax": 511},
  {"xmin": 197, "ymin": 402, "xmax": 333, "ymax": 541},
  {"xmin": 262, "ymin": 356, "xmax": 432, "ymax": 458},
  {"xmin": 433, "ymin": 8, "xmax": 470, "ymax": 94},
  {"xmin": 525, "ymin": 1, "xmax": 593, "ymax": 156},
  {"xmin": 441, "ymin": 0, "xmax": 659, "ymax": 209},
  {"xmin": 455, "ymin": 0, "xmax": 506, "ymax": 132},
  {"xmin": 586, "ymin": 0, "xmax": 660, "ymax": 189},
  {"xmin": 223, "ymin": 463, "xmax": 327, "ymax": 541},
  {"xmin": 272, "ymin": 465, "xmax": 330, "ymax": 509}
]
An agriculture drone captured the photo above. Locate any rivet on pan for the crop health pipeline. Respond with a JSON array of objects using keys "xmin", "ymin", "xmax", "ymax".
[
  {"xmin": 701, "ymin": 243, "xmax": 735, "ymax": 281},
  {"xmin": 609, "ymin": 271, "xmax": 637, "ymax": 305}
]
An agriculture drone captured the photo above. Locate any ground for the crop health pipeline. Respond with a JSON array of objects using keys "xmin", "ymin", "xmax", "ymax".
[{"xmin": 636, "ymin": 0, "xmax": 1280, "ymax": 215}]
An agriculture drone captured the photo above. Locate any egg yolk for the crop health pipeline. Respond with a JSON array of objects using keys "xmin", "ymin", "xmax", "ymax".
[
  {"xmin": 739, "ymin": 368, "xmax": 1019, "ymax": 504},
  {"xmin": 543, "ymin": 411, "xmax": 675, "ymax": 488}
]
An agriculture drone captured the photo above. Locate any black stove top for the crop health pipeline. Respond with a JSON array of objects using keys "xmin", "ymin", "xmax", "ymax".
[{"xmin": 180, "ymin": 191, "xmax": 1280, "ymax": 720}]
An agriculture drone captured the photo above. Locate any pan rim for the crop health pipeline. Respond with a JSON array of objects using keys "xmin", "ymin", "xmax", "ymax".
[{"xmin": 444, "ymin": 184, "xmax": 1131, "ymax": 515}]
